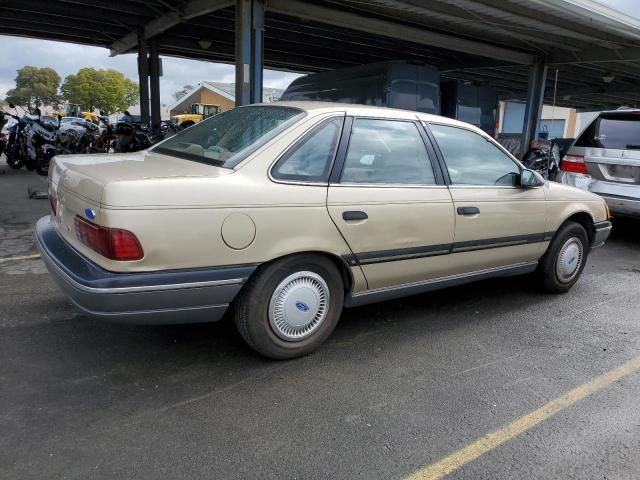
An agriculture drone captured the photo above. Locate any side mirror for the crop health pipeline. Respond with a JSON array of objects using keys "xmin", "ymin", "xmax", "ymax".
[
  {"xmin": 124, "ymin": 110, "xmax": 131, "ymax": 116},
  {"xmin": 99, "ymin": 110, "xmax": 105, "ymax": 116},
  {"xmin": 9, "ymin": 103, "xmax": 15, "ymax": 108},
  {"xmin": 520, "ymin": 169, "xmax": 544, "ymax": 188},
  {"xmin": 35, "ymin": 108, "xmax": 42, "ymax": 118}
]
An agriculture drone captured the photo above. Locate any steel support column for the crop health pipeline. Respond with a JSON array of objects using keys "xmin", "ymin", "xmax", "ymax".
[
  {"xmin": 137, "ymin": 35, "xmax": 150, "ymax": 125},
  {"xmin": 235, "ymin": 0, "xmax": 264, "ymax": 106},
  {"xmin": 148, "ymin": 38, "xmax": 162, "ymax": 136},
  {"xmin": 520, "ymin": 57, "xmax": 548, "ymax": 158}
]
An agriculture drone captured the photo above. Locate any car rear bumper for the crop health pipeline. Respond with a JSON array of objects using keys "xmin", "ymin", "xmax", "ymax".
[
  {"xmin": 35, "ymin": 216, "xmax": 255, "ymax": 324},
  {"xmin": 598, "ymin": 194, "xmax": 640, "ymax": 218},
  {"xmin": 559, "ymin": 172, "xmax": 640, "ymax": 217},
  {"xmin": 592, "ymin": 220, "xmax": 612, "ymax": 249}
]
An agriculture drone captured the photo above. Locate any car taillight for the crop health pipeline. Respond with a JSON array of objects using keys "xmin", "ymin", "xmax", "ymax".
[
  {"xmin": 74, "ymin": 216, "xmax": 143, "ymax": 261},
  {"xmin": 49, "ymin": 194, "xmax": 57, "ymax": 216},
  {"xmin": 560, "ymin": 154, "xmax": 589, "ymax": 174}
]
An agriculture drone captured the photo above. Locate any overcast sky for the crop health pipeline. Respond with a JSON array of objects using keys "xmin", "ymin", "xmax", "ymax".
[{"xmin": 0, "ymin": 0, "xmax": 636, "ymax": 107}]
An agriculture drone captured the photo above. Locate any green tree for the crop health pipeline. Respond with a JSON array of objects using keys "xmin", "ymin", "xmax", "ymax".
[
  {"xmin": 61, "ymin": 68, "xmax": 139, "ymax": 114},
  {"xmin": 5, "ymin": 66, "xmax": 61, "ymax": 110},
  {"xmin": 173, "ymin": 84, "xmax": 194, "ymax": 101}
]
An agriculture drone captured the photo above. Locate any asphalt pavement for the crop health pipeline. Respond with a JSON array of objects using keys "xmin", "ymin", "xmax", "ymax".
[{"xmin": 1, "ymin": 159, "xmax": 639, "ymax": 479}]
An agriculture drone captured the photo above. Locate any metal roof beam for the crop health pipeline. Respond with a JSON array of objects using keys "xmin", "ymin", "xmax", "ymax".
[
  {"xmin": 266, "ymin": 0, "xmax": 534, "ymax": 65},
  {"xmin": 550, "ymin": 47, "xmax": 640, "ymax": 64},
  {"xmin": 438, "ymin": 0, "xmax": 637, "ymax": 47},
  {"xmin": 110, "ymin": 0, "xmax": 233, "ymax": 55}
]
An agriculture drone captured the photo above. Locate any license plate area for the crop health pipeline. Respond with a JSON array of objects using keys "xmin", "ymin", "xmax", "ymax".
[{"xmin": 604, "ymin": 163, "xmax": 640, "ymax": 184}]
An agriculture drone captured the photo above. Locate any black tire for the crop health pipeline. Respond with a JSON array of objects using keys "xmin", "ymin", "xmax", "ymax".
[
  {"xmin": 537, "ymin": 221, "xmax": 590, "ymax": 293},
  {"xmin": 6, "ymin": 153, "xmax": 24, "ymax": 169},
  {"xmin": 36, "ymin": 152, "xmax": 53, "ymax": 176},
  {"xmin": 36, "ymin": 160, "xmax": 49, "ymax": 176},
  {"xmin": 234, "ymin": 254, "xmax": 344, "ymax": 359}
]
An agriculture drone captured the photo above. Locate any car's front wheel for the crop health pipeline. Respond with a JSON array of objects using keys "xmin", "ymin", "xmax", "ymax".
[
  {"xmin": 538, "ymin": 221, "xmax": 589, "ymax": 293},
  {"xmin": 234, "ymin": 254, "xmax": 344, "ymax": 359}
]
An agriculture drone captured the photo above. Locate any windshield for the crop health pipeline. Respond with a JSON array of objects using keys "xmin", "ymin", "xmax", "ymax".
[{"xmin": 152, "ymin": 105, "xmax": 305, "ymax": 168}]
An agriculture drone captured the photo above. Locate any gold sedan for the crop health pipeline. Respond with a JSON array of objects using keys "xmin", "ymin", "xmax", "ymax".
[{"xmin": 37, "ymin": 102, "xmax": 612, "ymax": 358}]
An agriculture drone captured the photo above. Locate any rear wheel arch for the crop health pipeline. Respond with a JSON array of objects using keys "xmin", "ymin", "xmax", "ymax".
[{"xmin": 247, "ymin": 251, "xmax": 354, "ymax": 297}]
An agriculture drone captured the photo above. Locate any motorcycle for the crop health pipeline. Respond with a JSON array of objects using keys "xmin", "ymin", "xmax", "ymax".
[
  {"xmin": 57, "ymin": 117, "xmax": 100, "ymax": 155},
  {"xmin": 521, "ymin": 139, "xmax": 561, "ymax": 181},
  {"xmin": 0, "ymin": 111, "xmax": 7, "ymax": 156},
  {"xmin": 4, "ymin": 104, "xmax": 58, "ymax": 175},
  {"xmin": 4, "ymin": 106, "xmax": 29, "ymax": 170},
  {"xmin": 24, "ymin": 108, "xmax": 58, "ymax": 175},
  {"xmin": 91, "ymin": 115, "xmax": 117, "ymax": 153},
  {"xmin": 115, "ymin": 111, "xmax": 152, "ymax": 152}
]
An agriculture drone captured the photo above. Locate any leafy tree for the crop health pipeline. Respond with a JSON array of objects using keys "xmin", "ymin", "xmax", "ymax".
[
  {"xmin": 5, "ymin": 66, "xmax": 61, "ymax": 110},
  {"xmin": 61, "ymin": 68, "xmax": 139, "ymax": 114},
  {"xmin": 173, "ymin": 84, "xmax": 194, "ymax": 101}
]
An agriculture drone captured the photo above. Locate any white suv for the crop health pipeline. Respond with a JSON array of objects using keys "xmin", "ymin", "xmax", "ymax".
[{"xmin": 559, "ymin": 110, "xmax": 640, "ymax": 218}]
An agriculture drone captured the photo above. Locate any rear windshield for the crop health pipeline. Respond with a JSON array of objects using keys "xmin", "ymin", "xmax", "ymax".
[
  {"xmin": 575, "ymin": 112, "xmax": 640, "ymax": 150},
  {"xmin": 153, "ymin": 105, "xmax": 305, "ymax": 168}
]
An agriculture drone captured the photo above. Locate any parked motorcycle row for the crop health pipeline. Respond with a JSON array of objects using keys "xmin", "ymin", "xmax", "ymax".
[{"xmin": 0, "ymin": 106, "xmax": 180, "ymax": 176}]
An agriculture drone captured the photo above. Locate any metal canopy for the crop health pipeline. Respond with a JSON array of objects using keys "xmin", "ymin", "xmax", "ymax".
[{"xmin": 2, "ymin": 0, "xmax": 640, "ymax": 110}]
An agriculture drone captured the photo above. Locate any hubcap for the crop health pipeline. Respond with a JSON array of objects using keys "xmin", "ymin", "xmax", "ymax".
[
  {"xmin": 268, "ymin": 271, "xmax": 330, "ymax": 342},
  {"xmin": 556, "ymin": 237, "xmax": 584, "ymax": 283}
]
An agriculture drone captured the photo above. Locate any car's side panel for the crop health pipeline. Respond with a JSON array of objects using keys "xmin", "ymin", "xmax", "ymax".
[
  {"xmin": 542, "ymin": 181, "xmax": 609, "ymax": 235},
  {"xmin": 87, "ymin": 112, "xmax": 368, "ymax": 291},
  {"xmin": 327, "ymin": 185, "xmax": 455, "ymax": 290},
  {"xmin": 97, "ymin": 190, "xmax": 366, "ymax": 290},
  {"xmin": 447, "ymin": 186, "xmax": 548, "ymax": 271}
]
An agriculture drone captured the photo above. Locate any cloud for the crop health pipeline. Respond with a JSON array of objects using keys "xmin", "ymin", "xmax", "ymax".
[{"xmin": 0, "ymin": 35, "xmax": 302, "ymax": 106}]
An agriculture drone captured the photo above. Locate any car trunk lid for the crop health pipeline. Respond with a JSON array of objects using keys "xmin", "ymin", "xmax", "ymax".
[{"xmin": 49, "ymin": 150, "xmax": 233, "ymax": 250}]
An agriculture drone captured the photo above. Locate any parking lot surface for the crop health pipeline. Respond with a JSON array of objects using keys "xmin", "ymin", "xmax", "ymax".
[{"xmin": 1, "ymin": 161, "xmax": 639, "ymax": 479}]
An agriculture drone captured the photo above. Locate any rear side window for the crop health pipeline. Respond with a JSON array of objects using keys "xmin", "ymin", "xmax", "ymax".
[
  {"xmin": 429, "ymin": 124, "xmax": 520, "ymax": 186},
  {"xmin": 271, "ymin": 117, "xmax": 343, "ymax": 182},
  {"xmin": 340, "ymin": 119, "xmax": 436, "ymax": 184},
  {"xmin": 575, "ymin": 113, "xmax": 640, "ymax": 150}
]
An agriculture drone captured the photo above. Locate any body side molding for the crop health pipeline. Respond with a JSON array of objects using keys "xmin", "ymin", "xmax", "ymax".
[{"xmin": 345, "ymin": 261, "xmax": 538, "ymax": 307}]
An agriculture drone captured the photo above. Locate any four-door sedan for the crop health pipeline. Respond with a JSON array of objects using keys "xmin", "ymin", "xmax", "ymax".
[{"xmin": 37, "ymin": 102, "xmax": 612, "ymax": 359}]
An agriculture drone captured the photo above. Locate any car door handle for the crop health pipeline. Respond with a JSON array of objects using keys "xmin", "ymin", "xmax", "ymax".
[
  {"xmin": 342, "ymin": 211, "xmax": 368, "ymax": 221},
  {"xmin": 457, "ymin": 206, "xmax": 480, "ymax": 216}
]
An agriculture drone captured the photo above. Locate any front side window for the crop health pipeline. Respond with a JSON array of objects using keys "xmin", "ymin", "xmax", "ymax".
[
  {"xmin": 271, "ymin": 117, "xmax": 343, "ymax": 182},
  {"xmin": 429, "ymin": 124, "xmax": 520, "ymax": 186},
  {"xmin": 341, "ymin": 119, "xmax": 436, "ymax": 184},
  {"xmin": 153, "ymin": 106, "xmax": 304, "ymax": 168}
]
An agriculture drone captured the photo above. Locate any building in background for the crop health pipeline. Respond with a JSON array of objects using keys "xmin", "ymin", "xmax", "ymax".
[
  {"xmin": 168, "ymin": 81, "xmax": 283, "ymax": 118},
  {"xmin": 498, "ymin": 101, "xmax": 579, "ymax": 140}
]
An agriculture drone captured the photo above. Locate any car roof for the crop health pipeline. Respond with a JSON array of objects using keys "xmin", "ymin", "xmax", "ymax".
[{"xmin": 262, "ymin": 100, "xmax": 485, "ymax": 133}]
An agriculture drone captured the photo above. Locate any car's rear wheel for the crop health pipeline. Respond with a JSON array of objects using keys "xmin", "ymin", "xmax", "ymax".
[
  {"xmin": 538, "ymin": 221, "xmax": 589, "ymax": 293},
  {"xmin": 234, "ymin": 254, "xmax": 344, "ymax": 359}
]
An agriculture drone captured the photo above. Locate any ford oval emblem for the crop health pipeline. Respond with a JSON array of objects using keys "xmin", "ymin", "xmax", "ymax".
[
  {"xmin": 84, "ymin": 208, "xmax": 96, "ymax": 220},
  {"xmin": 295, "ymin": 302, "xmax": 310, "ymax": 312}
]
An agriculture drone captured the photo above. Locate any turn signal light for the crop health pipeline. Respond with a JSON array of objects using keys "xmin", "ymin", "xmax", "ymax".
[
  {"xmin": 560, "ymin": 154, "xmax": 589, "ymax": 174},
  {"xmin": 74, "ymin": 216, "xmax": 143, "ymax": 261}
]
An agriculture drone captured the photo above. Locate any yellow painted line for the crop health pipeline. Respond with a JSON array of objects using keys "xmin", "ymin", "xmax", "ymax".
[
  {"xmin": 0, "ymin": 253, "xmax": 41, "ymax": 263},
  {"xmin": 407, "ymin": 355, "xmax": 640, "ymax": 480}
]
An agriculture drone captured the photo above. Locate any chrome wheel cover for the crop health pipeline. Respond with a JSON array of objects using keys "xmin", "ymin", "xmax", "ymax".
[
  {"xmin": 268, "ymin": 271, "xmax": 330, "ymax": 342},
  {"xmin": 556, "ymin": 236, "xmax": 584, "ymax": 283}
]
